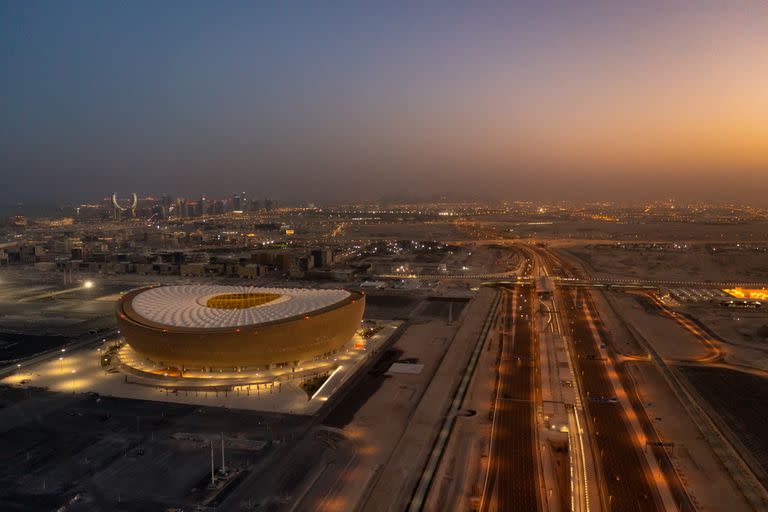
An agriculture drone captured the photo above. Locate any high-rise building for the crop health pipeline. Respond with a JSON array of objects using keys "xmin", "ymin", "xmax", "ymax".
[
  {"xmin": 230, "ymin": 192, "xmax": 247, "ymax": 212},
  {"xmin": 151, "ymin": 204, "xmax": 165, "ymax": 220},
  {"xmin": 175, "ymin": 197, "xmax": 184, "ymax": 218}
]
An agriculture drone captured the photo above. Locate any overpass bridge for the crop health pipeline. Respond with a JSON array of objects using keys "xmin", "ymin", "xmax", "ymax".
[
  {"xmin": 480, "ymin": 276, "xmax": 768, "ymax": 291},
  {"xmin": 375, "ymin": 269, "xmax": 768, "ymax": 291}
]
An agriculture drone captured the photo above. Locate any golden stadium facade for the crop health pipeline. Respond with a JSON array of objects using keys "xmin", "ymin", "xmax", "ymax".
[{"xmin": 115, "ymin": 285, "xmax": 365, "ymax": 371}]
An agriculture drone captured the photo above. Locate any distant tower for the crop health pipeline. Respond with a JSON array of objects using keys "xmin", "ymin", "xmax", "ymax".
[
  {"xmin": 151, "ymin": 203, "xmax": 164, "ymax": 220},
  {"xmin": 111, "ymin": 193, "xmax": 138, "ymax": 220}
]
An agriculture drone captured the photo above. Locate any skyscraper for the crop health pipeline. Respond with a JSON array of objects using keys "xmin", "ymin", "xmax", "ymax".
[{"xmin": 232, "ymin": 192, "xmax": 247, "ymax": 212}]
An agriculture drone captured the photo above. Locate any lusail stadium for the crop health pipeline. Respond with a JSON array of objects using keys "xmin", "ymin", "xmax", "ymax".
[{"xmin": 115, "ymin": 285, "xmax": 365, "ymax": 372}]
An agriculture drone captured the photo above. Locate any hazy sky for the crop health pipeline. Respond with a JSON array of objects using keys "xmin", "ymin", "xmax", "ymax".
[{"xmin": 2, "ymin": 1, "xmax": 767, "ymax": 206}]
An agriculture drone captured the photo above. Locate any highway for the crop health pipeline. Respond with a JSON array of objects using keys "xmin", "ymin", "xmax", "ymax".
[
  {"xmin": 564, "ymin": 287, "xmax": 660, "ymax": 511},
  {"xmin": 534, "ymin": 249, "xmax": 662, "ymax": 511},
  {"xmin": 480, "ymin": 284, "xmax": 539, "ymax": 511},
  {"xmin": 534, "ymin": 246, "xmax": 690, "ymax": 511},
  {"xmin": 581, "ymin": 288, "xmax": 696, "ymax": 511}
]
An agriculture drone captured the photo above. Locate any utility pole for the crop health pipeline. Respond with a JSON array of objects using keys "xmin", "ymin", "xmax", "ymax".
[
  {"xmin": 221, "ymin": 432, "xmax": 226, "ymax": 474},
  {"xmin": 210, "ymin": 440, "xmax": 215, "ymax": 485}
]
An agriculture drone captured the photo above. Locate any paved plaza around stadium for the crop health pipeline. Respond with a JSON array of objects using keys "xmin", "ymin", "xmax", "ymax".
[{"xmin": 2, "ymin": 321, "xmax": 400, "ymax": 415}]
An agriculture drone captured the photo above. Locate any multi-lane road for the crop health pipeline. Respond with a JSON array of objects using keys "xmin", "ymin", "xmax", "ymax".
[
  {"xmin": 537, "ymin": 246, "xmax": 703, "ymax": 511},
  {"xmin": 479, "ymin": 245, "xmax": 667, "ymax": 511},
  {"xmin": 563, "ymin": 287, "xmax": 661, "ymax": 511},
  {"xmin": 480, "ymin": 284, "xmax": 540, "ymax": 511},
  {"xmin": 415, "ymin": 244, "xmax": 705, "ymax": 511}
]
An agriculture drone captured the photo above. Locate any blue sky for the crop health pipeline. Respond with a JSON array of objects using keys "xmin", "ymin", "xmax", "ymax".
[{"xmin": 2, "ymin": 2, "xmax": 767, "ymax": 206}]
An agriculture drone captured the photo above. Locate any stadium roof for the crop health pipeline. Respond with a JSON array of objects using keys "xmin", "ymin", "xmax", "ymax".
[{"xmin": 130, "ymin": 285, "xmax": 351, "ymax": 329}]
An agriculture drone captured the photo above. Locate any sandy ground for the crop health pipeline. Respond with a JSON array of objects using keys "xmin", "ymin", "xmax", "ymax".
[
  {"xmin": 360, "ymin": 288, "xmax": 495, "ymax": 512},
  {"xmin": 422, "ymin": 300, "xmax": 500, "ymax": 512},
  {"xmin": 680, "ymin": 305, "xmax": 768, "ymax": 369},
  {"xmin": 606, "ymin": 293, "xmax": 710, "ymax": 361},
  {"xmin": 324, "ymin": 288, "xmax": 494, "ymax": 512},
  {"xmin": 589, "ymin": 290, "xmax": 647, "ymax": 357},
  {"xmin": 327, "ymin": 318, "xmax": 459, "ymax": 511},
  {"xmin": 563, "ymin": 244, "xmax": 768, "ymax": 283},
  {"xmin": 686, "ymin": 306, "xmax": 768, "ymax": 345},
  {"xmin": 512, "ymin": 220, "xmax": 768, "ymax": 243},
  {"xmin": 628, "ymin": 363, "xmax": 752, "ymax": 511}
]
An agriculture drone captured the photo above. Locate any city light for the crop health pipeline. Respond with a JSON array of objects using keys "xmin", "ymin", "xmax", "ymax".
[
  {"xmin": 722, "ymin": 287, "xmax": 768, "ymax": 301},
  {"xmin": 2, "ymin": 4, "xmax": 767, "ymax": 508}
]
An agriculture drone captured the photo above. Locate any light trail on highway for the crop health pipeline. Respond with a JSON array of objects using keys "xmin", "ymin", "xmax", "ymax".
[
  {"xmin": 529, "ymin": 246, "xmax": 592, "ymax": 512},
  {"xmin": 479, "ymin": 281, "xmax": 540, "ymax": 511},
  {"xmin": 530, "ymin": 247, "xmax": 656, "ymax": 509}
]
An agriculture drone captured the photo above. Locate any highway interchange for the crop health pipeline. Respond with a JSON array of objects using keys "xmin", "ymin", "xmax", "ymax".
[{"xmin": 421, "ymin": 245, "xmax": 705, "ymax": 512}]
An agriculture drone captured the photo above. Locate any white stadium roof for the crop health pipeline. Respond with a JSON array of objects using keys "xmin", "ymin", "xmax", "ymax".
[{"xmin": 130, "ymin": 285, "xmax": 351, "ymax": 329}]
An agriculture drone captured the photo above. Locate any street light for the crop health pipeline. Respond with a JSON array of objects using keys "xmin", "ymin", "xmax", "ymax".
[{"xmin": 83, "ymin": 280, "xmax": 94, "ymax": 289}]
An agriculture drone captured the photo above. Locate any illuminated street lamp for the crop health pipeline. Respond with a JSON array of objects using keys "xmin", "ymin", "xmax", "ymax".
[{"xmin": 83, "ymin": 280, "xmax": 94, "ymax": 289}]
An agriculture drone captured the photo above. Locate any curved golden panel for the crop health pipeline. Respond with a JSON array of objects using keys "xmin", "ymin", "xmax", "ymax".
[
  {"xmin": 116, "ymin": 287, "xmax": 365, "ymax": 369},
  {"xmin": 205, "ymin": 292, "xmax": 282, "ymax": 309}
]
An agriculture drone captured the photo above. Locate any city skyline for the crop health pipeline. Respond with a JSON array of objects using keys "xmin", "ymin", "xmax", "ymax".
[
  {"xmin": 2, "ymin": 2, "xmax": 768, "ymax": 205},
  {"xmin": 3, "ymin": 4, "xmax": 768, "ymax": 511}
]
